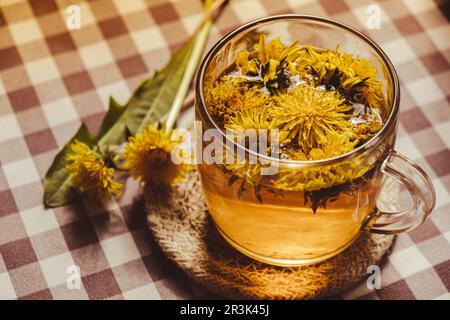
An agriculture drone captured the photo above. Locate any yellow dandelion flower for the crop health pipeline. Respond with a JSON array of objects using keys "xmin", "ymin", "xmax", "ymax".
[
  {"xmin": 257, "ymin": 36, "xmax": 301, "ymax": 83},
  {"xmin": 205, "ymin": 79, "xmax": 268, "ymax": 120},
  {"xmin": 66, "ymin": 140, "xmax": 122, "ymax": 200},
  {"xmin": 308, "ymin": 46, "xmax": 384, "ymax": 109},
  {"xmin": 224, "ymin": 106, "xmax": 284, "ymax": 158},
  {"xmin": 235, "ymin": 35, "xmax": 302, "ymax": 86},
  {"xmin": 287, "ymin": 47, "xmax": 313, "ymax": 77},
  {"xmin": 224, "ymin": 106, "xmax": 273, "ymax": 133},
  {"xmin": 308, "ymin": 131, "xmax": 357, "ymax": 160},
  {"xmin": 358, "ymin": 83, "xmax": 385, "ymax": 111},
  {"xmin": 204, "ymin": 77, "xmax": 244, "ymax": 118},
  {"xmin": 123, "ymin": 124, "xmax": 190, "ymax": 186},
  {"xmin": 273, "ymin": 145, "xmax": 380, "ymax": 192},
  {"xmin": 352, "ymin": 116, "xmax": 383, "ymax": 143},
  {"xmin": 256, "ymin": 35, "xmax": 300, "ymax": 66},
  {"xmin": 283, "ymin": 145, "xmax": 308, "ymax": 161},
  {"xmin": 271, "ymin": 84, "xmax": 353, "ymax": 153},
  {"xmin": 236, "ymin": 51, "xmax": 258, "ymax": 75},
  {"xmin": 264, "ymin": 59, "xmax": 280, "ymax": 83},
  {"xmin": 235, "ymin": 87, "xmax": 270, "ymax": 113}
]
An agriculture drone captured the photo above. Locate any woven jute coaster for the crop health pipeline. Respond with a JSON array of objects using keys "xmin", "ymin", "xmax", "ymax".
[{"xmin": 146, "ymin": 171, "xmax": 397, "ymax": 299}]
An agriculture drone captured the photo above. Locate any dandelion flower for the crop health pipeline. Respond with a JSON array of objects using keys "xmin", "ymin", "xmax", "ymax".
[
  {"xmin": 205, "ymin": 79, "xmax": 268, "ymax": 120},
  {"xmin": 224, "ymin": 106, "xmax": 274, "ymax": 133},
  {"xmin": 236, "ymin": 35, "xmax": 302, "ymax": 90},
  {"xmin": 308, "ymin": 46, "xmax": 384, "ymax": 109},
  {"xmin": 204, "ymin": 77, "xmax": 244, "ymax": 118},
  {"xmin": 256, "ymin": 36, "xmax": 300, "ymax": 68},
  {"xmin": 236, "ymin": 51, "xmax": 258, "ymax": 75},
  {"xmin": 282, "ymin": 145, "xmax": 308, "ymax": 161},
  {"xmin": 308, "ymin": 131, "xmax": 357, "ymax": 160},
  {"xmin": 66, "ymin": 140, "xmax": 122, "ymax": 200},
  {"xmin": 352, "ymin": 115, "xmax": 383, "ymax": 144},
  {"xmin": 257, "ymin": 35, "xmax": 301, "ymax": 84},
  {"xmin": 123, "ymin": 124, "xmax": 190, "ymax": 186},
  {"xmin": 224, "ymin": 106, "xmax": 283, "ymax": 159},
  {"xmin": 271, "ymin": 84, "xmax": 353, "ymax": 153}
]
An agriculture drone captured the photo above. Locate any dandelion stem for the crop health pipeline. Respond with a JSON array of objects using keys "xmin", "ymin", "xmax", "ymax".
[{"xmin": 165, "ymin": 0, "xmax": 226, "ymax": 131}]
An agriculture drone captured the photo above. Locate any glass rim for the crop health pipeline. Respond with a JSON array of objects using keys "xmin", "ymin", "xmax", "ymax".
[{"xmin": 195, "ymin": 14, "xmax": 400, "ymax": 168}]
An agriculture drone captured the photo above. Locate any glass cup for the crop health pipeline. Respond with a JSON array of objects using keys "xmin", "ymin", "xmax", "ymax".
[{"xmin": 194, "ymin": 15, "xmax": 436, "ymax": 266}]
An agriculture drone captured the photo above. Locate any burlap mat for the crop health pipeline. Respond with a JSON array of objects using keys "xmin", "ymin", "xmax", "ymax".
[{"xmin": 146, "ymin": 171, "xmax": 397, "ymax": 299}]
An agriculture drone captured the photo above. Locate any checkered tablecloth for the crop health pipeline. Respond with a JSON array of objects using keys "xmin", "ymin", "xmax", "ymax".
[{"xmin": 0, "ymin": 0, "xmax": 449, "ymax": 300}]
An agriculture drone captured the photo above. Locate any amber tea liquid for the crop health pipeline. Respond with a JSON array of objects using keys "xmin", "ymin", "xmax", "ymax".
[{"xmin": 199, "ymin": 163, "xmax": 382, "ymax": 265}]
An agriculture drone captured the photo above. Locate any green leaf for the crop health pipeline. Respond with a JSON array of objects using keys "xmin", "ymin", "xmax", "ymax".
[
  {"xmin": 43, "ymin": 124, "xmax": 96, "ymax": 207},
  {"xmin": 96, "ymin": 97, "xmax": 127, "ymax": 147},
  {"xmin": 97, "ymin": 38, "xmax": 196, "ymax": 146},
  {"xmin": 125, "ymin": 39, "xmax": 196, "ymax": 134},
  {"xmin": 125, "ymin": 0, "xmax": 215, "ymax": 133}
]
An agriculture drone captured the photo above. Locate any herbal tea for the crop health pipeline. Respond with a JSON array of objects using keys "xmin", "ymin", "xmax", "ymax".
[{"xmin": 199, "ymin": 35, "xmax": 388, "ymax": 264}]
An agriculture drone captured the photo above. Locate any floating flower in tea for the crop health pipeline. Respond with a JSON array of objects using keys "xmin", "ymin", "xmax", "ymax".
[
  {"xmin": 271, "ymin": 85, "xmax": 354, "ymax": 155},
  {"xmin": 225, "ymin": 107, "xmax": 275, "ymax": 134},
  {"xmin": 236, "ymin": 35, "xmax": 303, "ymax": 92},
  {"xmin": 205, "ymin": 78, "xmax": 268, "ymax": 119}
]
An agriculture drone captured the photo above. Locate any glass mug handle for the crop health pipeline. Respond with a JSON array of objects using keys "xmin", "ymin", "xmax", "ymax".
[{"xmin": 366, "ymin": 150, "xmax": 436, "ymax": 234}]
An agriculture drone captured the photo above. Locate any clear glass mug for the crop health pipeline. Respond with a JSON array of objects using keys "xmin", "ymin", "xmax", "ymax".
[{"xmin": 194, "ymin": 15, "xmax": 436, "ymax": 266}]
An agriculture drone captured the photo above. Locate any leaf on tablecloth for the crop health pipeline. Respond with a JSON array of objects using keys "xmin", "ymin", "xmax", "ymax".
[
  {"xmin": 125, "ymin": 39, "xmax": 195, "ymax": 135},
  {"xmin": 43, "ymin": 124, "xmax": 96, "ymax": 207},
  {"xmin": 43, "ymin": 0, "xmax": 217, "ymax": 207}
]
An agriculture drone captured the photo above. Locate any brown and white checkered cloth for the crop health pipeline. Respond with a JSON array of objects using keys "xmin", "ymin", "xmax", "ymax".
[{"xmin": 0, "ymin": 0, "xmax": 449, "ymax": 300}]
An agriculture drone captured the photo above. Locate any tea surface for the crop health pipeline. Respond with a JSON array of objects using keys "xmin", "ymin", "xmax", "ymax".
[{"xmin": 205, "ymin": 35, "xmax": 386, "ymax": 162}]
